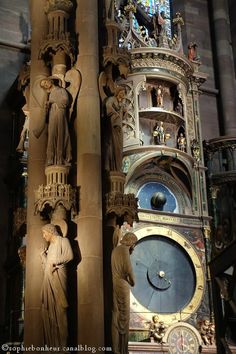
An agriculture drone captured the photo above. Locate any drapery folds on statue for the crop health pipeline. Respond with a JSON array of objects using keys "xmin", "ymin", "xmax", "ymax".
[
  {"xmin": 41, "ymin": 224, "xmax": 73, "ymax": 348},
  {"xmin": 111, "ymin": 232, "xmax": 138, "ymax": 354}
]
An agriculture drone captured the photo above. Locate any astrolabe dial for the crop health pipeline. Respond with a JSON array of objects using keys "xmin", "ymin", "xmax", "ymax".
[
  {"xmin": 165, "ymin": 322, "xmax": 201, "ymax": 354},
  {"xmin": 130, "ymin": 226, "xmax": 205, "ymax": 324},
  {"xmin": 131, "ymin": 235, "xmax": 196, "ymax": 313}
]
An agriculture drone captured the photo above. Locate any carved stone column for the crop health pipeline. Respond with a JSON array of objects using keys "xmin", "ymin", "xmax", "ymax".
[
  {"xmin": 24, "ymin": 0, "xmax": 49, "ymax": 348},
  {"xmin": 211, "ymin": 0, "xmax": 236, "ymax": 136},
  {"xmin": 76, "ymin": 0, "xmax": 104, "ymax": 347}
]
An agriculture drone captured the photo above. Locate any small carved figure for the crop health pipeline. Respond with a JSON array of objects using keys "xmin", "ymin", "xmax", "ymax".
[
  {"xmin": 177, "ymin": 133, "xmax": 186, "ymax": 152},
  {"xmin": 188, "ymin": 42, "xmax": 198, "ymax": 61},
  {"xmin": 16, "ymin": 104, "xmax": 30, "ymax": 152},
  {"xmin": 111, "ymin": 232, "xmax": 138, "ymax": 354},
  {"xmin": 153, "ymin": 121, "xmax": 166, "ymax": 145},
  {"xmin": 149, "ymin": 315, "xmax": 167, "ymax": 343},
  {"xmin": 105, "ymin": 86, "xmax": 127, "ymax": 172},
  {"xmin": 152, "ymin": 10, "xmax": 166, "ymax": 38},
  {"xmin": 41, "ymin": 223, "xmax": 73, "ymax": 348},
  {"xmin": 156, "ymin": 85, "xmax": 164, "ymax": 107},
  {"xmin": 40, "ymin": 77, "xmax": 72, "ymax": 166},
  {"xmin": 191, "ymin": 139, "xmax": 201, "ymax": 162},
  {"xmin": 200, "ymin": 319, "xmax": 215, "ymax": 346}
]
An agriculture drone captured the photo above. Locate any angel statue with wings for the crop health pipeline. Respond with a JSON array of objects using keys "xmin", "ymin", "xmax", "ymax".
[{"xmin": 34, "ymin": 68, "xmax": 81, "ymax": 167}]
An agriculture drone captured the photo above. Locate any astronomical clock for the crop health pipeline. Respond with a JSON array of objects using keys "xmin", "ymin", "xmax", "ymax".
[{"xmin": 112, "ymin": 0, "xmax": 212, "ymax": 349}]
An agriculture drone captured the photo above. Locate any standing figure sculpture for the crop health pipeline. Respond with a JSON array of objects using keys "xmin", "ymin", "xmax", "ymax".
[
  {"xmin": 177, "ymin": 133, "xmax": 186, "ymax": 152},
  {"xmin": 40, "ymin": 77, "xmax": 72, "ymax": 166},
  {"xmin": 16, "ymin": 104, "xmax": 30, "ymax": 152},
  {"xmin": 153, "ymin": 121, "xmax": 166, "ymax": 145},
  {"xmin": 105, "ymin": 86, "xmax": 126, "ymax": 172},
  {"xmin": 156, "ymin": 85, "xmax": 164, "ymax": 107},
  {"xmin": 40, "ymin": 224, "xmax": 73, "ymax": 348},
  {"xmin": 111, "ymin": 232, "xmax": 138, "ymax": 354}
]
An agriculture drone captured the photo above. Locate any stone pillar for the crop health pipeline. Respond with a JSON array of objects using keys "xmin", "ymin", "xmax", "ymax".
[
  {"xmin": 211, "ymin": 0, "xmax": 236, "ymax": 136},
  {"xmin": 23, "ymin": 0, "xmax": 48, "ymax": 348},
  {"xmin": 76, "ymin": 0, "xmax": 104, "ymax": 348}
]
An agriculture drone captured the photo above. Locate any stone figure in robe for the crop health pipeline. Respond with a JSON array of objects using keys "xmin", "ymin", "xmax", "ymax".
[
  {"xmin": 111, "ymin": 232, "xmax": 138, "ymax": 354},
  {"xmin": 40, "ymin": 77, "xmax": 72, "ymax": 166},
  {"xmin": 40, "ymin": 223, "xmax": 73, "ymax": 348},
  {"xmin": 16, "ymin": 104, "xmax": 30, "ymax": 152},
  {"xmin": 105, "ymin": 86, "xmax": 126, "ymax": 172}
]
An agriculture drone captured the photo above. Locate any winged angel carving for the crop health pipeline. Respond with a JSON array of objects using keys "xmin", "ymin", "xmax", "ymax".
[{"xmin": 33, "ymin": 68, "xmax": 81, "ymax": 166}]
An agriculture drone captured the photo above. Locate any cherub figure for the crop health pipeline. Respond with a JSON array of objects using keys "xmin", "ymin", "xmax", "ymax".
[
  {"xmin": 200, "ymin": 319, "xmax": 215, "ymax": 346},
  {"xmin": 149, "ymin": 315, "xmax": 167, "ymax": 343}
]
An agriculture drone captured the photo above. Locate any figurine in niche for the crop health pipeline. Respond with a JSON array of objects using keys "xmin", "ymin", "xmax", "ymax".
[
  {"xmin": 153, "ymin": 121, "xmax": 166, "ymax": 145},
  {"xmin": 200, "ymin": 319, "xmax": 215, "ymax": 346},
  {"xmin": 111, "ymin": 232, "xmax": 138, "ymax": 354},
  {"xmin": 40, "ymin": 77, "xmax": 72, "ymax": 166},
  {"xmin": 16, "ymin": 104, "xmax": 30, "ymax": 152},
  {"xmin": 105, "ymin": 86, "xmax": 127, "ymax": 172},
  {"xmin": 156, "ymin": 85, "xmax": 164, "ymax": 107},
  {"xmin": 173, "ymin": 88, "xmax": 183, "ymax": 116},
  {"xmin": 40, "ymin": 223, "xmax": 73, "ymax": 348},
  {"xmin": 177, "ymin": 133, "xmax": 186, "ymax": 152},
  {"xmin": 149, "ymin": 315, "xmax": 167, "ymax": 343}
]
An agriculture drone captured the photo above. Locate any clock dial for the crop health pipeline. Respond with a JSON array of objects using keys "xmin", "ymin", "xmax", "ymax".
[
  {"xmin": 130, "ymin": 226, "xmax": 205, "ymax": 325},
  {"xmin": 167, "ymin": 324, "xmax": 201, "ymax": 354},
  {"xmin": 131, "ymin": 235, "xmax": 195, "ymax": 313}
]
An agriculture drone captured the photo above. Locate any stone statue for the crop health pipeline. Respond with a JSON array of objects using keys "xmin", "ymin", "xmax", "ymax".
[
  {"xmin": 177, "ymin": 133, "xmax": 186, "ymax": 152},
  {"xmin": 40, "ymin": 77, "xmax": 72, "ymax": 166},
  {"xmin": 16, "ymin": 104, "xmax": 30, "ymax": 152},
  {"xmin": 111, "ymin": 232, "xmax": 138, "ymax": 354},
  {"xmin": 149, "ymin": 315, "xmax": 167, "ymax": 343},
  {"xmin": 105, "ymin": 86, "xmax": 127, "ymax": 172},
  {"xmin": 40, "ymin": 223, "xmax": 73, "ymax": 348}
]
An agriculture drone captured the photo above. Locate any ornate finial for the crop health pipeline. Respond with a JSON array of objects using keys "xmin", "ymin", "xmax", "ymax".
[{"xmin": 124, "ymin": 0, "xmax": 136, "ymax": 14}]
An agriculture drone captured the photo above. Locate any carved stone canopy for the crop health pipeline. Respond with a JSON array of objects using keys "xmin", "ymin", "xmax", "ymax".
[{"xmin": 44, "ymin": 0, "xmax": 73, "ymax": 14}]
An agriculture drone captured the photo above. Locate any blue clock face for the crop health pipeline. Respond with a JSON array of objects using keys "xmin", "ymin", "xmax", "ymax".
[
  {"xmin": 131, "ymin": 235, "xmax": 196, "ymax": 313},
  {"xmin": 137, "ymin": 182, "xmax": 179, "ymax": 213}
]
